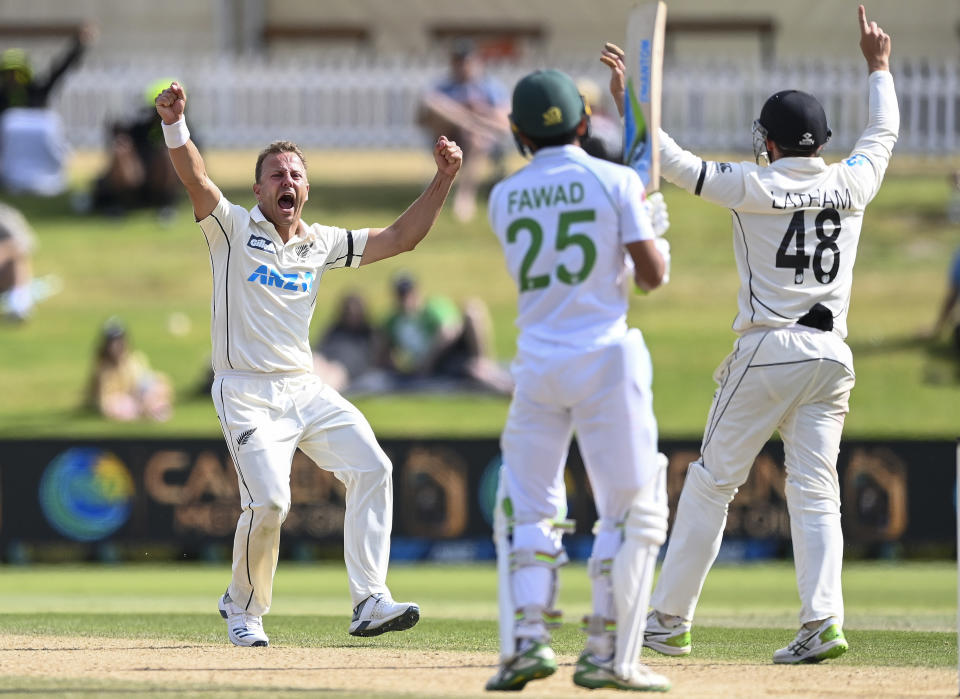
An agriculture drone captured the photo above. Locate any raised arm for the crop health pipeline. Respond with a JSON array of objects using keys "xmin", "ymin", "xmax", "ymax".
[
  {"xmin": 33, "ymin": 23, "xmax": 96, "ymax": 104},
  {"xmin": 859, "ymin": 4, "xmax": 890, "ymax": 74},
  {"xmin": 600, "ymin": 40, "xmax": 747, "ymax": 208},
  {"xmin": 155, "ymin": 82, "xmax": 221, "ymax": 220},
  {"xmin": 849, "ymin": 5, "xmax": 899, "ymax": 196},
  {"xmin": 599, "ymin": 42, "xmax": 627, "ymax": 118},
  {"xmin": 360, "ymin": 136, "xmax": 462, "ymax": 266}
]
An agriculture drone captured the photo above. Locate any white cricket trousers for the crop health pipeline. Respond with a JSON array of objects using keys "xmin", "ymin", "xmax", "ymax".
[
  {"xmin": 652, "ymin": 326, "xmax": 855, "ymax": 626},
  {"xmin": 212, "ymin": 371, "xmax": 393, "ymax": 616},
  {"xmin": 502, "ymin": 329, "xmax": 661, "ymax": 535}
]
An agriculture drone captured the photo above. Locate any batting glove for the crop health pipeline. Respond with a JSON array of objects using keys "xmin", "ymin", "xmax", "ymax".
[{"xmin": 644, "ymin": 191, "xmax": 670, "ymax": 237}]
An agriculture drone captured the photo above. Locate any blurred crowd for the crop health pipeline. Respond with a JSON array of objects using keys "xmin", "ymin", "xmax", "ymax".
[
  {"xmin": 1, "ymin": 27, "xmax": 958, "ymax": 427},
  {"xmin": 312, "ymin": 275, "xmax": 512, "ymax": 397}
]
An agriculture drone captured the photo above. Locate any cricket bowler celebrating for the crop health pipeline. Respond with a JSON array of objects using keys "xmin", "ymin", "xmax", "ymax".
[
  {"xmin": 155, "ymin": 81, "xmax": 462, "ymax": 647},
  {"xmin": 485, "ymin": 69, "xmax": 671, "ymax": 691},
  {"xmin": 601, "ymin": 5, "xmax": 897, "ymax": 664}
]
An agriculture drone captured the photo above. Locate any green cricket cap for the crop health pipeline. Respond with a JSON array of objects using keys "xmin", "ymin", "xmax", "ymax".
[{"xmin": 510, "ymin": 69, "xmax": 584, "ymax": 139}]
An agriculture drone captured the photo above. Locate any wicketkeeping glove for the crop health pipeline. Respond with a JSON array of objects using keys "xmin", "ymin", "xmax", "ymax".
[{"xmin": 644, "ymin": 191, "xmax": 670, "ymax": 237}]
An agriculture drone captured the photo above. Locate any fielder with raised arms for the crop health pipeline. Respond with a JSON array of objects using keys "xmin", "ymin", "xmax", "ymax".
[
  {"xmin": 601, "ymin": 4, "xmax": 898, "ymax": 664},
  {"xmin": 154, "ymin": 81, "xmax": 462, "ymax": 647},
  {"xmin": 485, "ymin": 69, "xmax": 671, "ymax": 692}
]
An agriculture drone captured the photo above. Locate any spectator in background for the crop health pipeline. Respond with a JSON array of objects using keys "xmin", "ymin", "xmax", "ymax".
[
  {"xmin": 577, "ymin": 77, "xmax": 623, "ymax": 164},
  {"xmin": 0, "ymin": 201, "xmax": 60, "ymax": 322},
  {"xmin": 313, "ymin": 292, "xmax": 392, "ymax": 394},
  {"xmin": 381, "ymin": 274, "xmax": 512, "ymax": 395},
  {"xmin": 0, "ymin": 24, "xmax": 97, "ymax": 195},
  {"xmin": 926, "ymin": 245, "xmax": 960, "ymax": 352},
  {"xmin": 0, "ymin": 202, "xmax": 36, "ymax": 321},
  {"xmin": 0, "ymin": 24, "xmax": 96, "ymax": 114},
  {"xmin": 924, "ymin": 173, "xmax": 960, "ymax": 351},
  {"xmin": 417, "ymin": 38, "xmax": 510, "ymax": 222},
  {"xmin": 89, "ymin": 78, "xmax": 182, "ymax": 218},
  {"xmin": 85, "ymin": 318, "xmax": 173, "ymax": 422}
]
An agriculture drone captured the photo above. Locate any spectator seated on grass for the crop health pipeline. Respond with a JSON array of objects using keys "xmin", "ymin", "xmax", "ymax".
[
  {"xmin": 926, "ymin": 244, "xmax": 960, "ymax": 356},
  {"xmin": 88, "ymin": 78, "xmax": 183, "ymax": 219},
  {"xmin": 0, "ymin": 202, "xmax": 60, "ymax": 322},
  {"xmin": 85, "ymin": 318, "xmax": 173, "ymax": 422},
  {"xmin": 380, "ymin": 274, "xmax": 512, "ymax": 395},
  {"xmin": 312, "ymin": 292, "xmax": 393, "ymax": 395}
]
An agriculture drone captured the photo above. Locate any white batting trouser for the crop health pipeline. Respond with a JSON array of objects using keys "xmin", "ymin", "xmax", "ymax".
[
  {"xmin": 212, "ymin": 371, "xmax": 392, "ymax": 616},
  {"xmin": 652, "ymin": 326, "xmax": 855, "ymax": 626},
  {"xmin": 502, "ymin": 329, "xmax": 661, "ymax": 535},
  {"xmin": 498, "ymin": 328, "xmax": 663, "ymax": 663}
]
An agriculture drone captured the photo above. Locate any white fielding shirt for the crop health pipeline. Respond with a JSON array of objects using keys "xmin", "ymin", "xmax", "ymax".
[
  {"xmin": 488, "ymin": 144, "xmax": 655, "ymax": 356},
  {"xmin": 198, "ymin": 196, "xmax": 369, "ymax": 374},
  {"xmin": 660, "ymin": 70, "xmax": 899, "ymax": 339}
]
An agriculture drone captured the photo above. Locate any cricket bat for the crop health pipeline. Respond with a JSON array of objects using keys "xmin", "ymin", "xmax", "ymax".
[{"xmin": 622, "ymin": 1, "xmax": 667, "ymax": 193}]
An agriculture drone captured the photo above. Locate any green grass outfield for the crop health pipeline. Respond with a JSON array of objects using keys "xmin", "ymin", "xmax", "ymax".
[
  {"xmin": 0, "ymin": 560, "xmax": 954, "ymax": 651},
  {"xmin": 0, "ymin": 561, "xmax": 955, "ymax": 696},
  {"xmin": 0, "ymin": 151, "xmax": 958, "ymax": 439}
]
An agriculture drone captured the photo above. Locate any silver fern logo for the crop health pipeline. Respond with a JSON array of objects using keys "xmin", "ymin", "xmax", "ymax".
[
  {"xmin": 236, "ymin": 428, "xmax": 257, "ymax": 446},
  {"xmin": 295, "ymin": 243, "xmax": 311, "ymax": 259}
]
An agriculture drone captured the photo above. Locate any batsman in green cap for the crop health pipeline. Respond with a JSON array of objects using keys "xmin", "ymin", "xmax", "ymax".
[{"xmin": 485, "ymin": 68, "xmax": 672, "ymax": 692}]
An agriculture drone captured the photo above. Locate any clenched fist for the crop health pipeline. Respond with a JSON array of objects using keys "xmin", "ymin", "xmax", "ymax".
[
  {"xmin": 434, "ymin": 136, "xmax": 463, "ymax": 178},
  {"xmin": 155, "ymin": 82, "xmax": 186, "ymax": 125}
]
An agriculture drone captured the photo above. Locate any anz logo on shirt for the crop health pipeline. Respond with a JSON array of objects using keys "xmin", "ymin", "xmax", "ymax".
[
  {"xmin": 247, "ymin": 265, "xmax": 314, "ymax": 293},
  {"xmin": 844, "ymin": 154, "xmax": 869, "ymax": 167}
]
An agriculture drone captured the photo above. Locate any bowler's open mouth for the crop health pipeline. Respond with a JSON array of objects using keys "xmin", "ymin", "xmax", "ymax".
[{"xmin": 278, "ymin": 193, "xmax": 295, "ymax": 211}]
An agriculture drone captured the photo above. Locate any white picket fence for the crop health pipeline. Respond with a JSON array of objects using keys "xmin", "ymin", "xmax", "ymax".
[{"xmin": 50, "ymin": 52, "xmax": 959, "ymax": 154}]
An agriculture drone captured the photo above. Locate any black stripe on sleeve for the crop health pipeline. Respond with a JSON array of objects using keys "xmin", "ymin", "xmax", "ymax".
[
  {"xmin": 346, "ymin": 230, "xmax": 354, "ymax": 267},
  {"xmin": 695, "ymin": 161, "xmax": 707, "ymax": 196}
]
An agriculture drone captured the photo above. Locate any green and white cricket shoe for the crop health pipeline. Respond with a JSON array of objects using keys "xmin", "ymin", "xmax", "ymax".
[
  {"xmin": 485, "ymin": 641, "xmax": 557, "ymax": 691},
  {"xmin": 773, "ymin": 617, "xmax": 848, "ymax": 664},
  {"xmin": 642, "ymin": 610, "xmax": 691, "ymax": 657},
  {"xmin": 573, "ymin": 652, "xmax": 671, "ymax": 692}
]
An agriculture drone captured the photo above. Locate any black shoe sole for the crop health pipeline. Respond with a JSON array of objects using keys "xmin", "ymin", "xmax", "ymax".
[{"xmin": 349, "ymin": 606, "xmax": 420, "ymax": 637}]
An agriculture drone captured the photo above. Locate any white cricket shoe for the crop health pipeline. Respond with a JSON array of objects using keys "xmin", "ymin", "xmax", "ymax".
[
  {"xmin": 643, "ymin": 610, "xmax": 692, "ymax": 656},
  {"xmin": 573, "ymin": 651, "xmax": 671, "ymax": 692},
  {"xmin": 773, "ymin": 617, "xmax": 848, "ymax": 664},
  {"xmin": 348, "ymin": 593, "xmax": 420, "ymax": 637},
  {"xmin": 218, "ymin": 591, "xmax": 269, "ymax": 647}
]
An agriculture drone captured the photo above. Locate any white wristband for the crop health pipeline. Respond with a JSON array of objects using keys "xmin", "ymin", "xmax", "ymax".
[{"xmin": 161, "ymin": 118, "xmax": 190, "ymax": 149}]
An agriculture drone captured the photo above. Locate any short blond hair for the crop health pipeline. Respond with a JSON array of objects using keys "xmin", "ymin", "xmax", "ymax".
[{"xmin": 254, "ymin": 141, "xmax": 307, "ymax": 183}]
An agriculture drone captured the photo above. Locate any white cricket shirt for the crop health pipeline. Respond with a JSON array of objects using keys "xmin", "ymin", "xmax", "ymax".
[
  {"xmin": 198, "ymin": 195, "xmax": 369, "ymax": 374},
  {"xmin": 659, "ymin": 71, "xmax": 899, "ymax": 339},
  {"xmin": 488, "ymin": 144, "xmax": 654, "ymax": 356}
]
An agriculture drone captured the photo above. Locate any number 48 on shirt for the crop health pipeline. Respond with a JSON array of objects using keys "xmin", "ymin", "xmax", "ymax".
[{"xmin": 776, "ymin": 207, "xmax": 842, "ymax": 285}]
